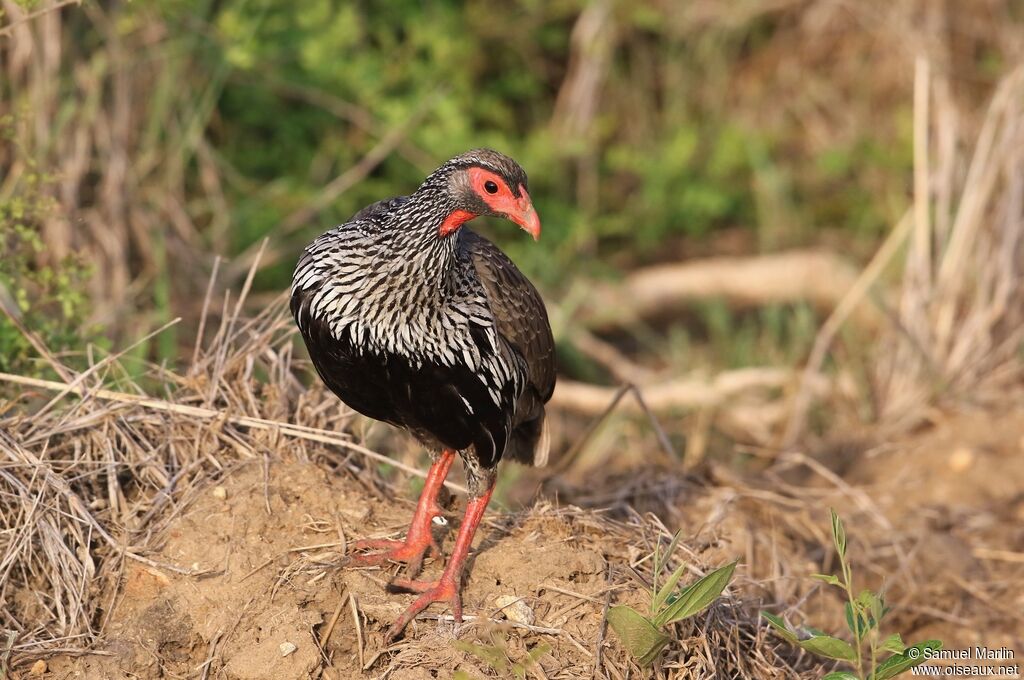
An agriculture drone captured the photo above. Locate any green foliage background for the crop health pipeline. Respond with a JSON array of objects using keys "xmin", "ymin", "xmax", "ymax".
[
  {"xmin": 5, "ymin": 0, "xmax": 1017, "ymax": 368},
  {"xmin": 202, "ymin": 0, "xmax": 909, "ymax": 280}
]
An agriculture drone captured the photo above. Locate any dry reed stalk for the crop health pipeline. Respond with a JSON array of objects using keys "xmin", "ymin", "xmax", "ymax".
[
  {"xmin": 785, "ymin": 61, "xmax": 1024, "ymax": 442},
  {"xmin": 875, "ymin": 64, "xmax": 1024, "ymax": 430}
]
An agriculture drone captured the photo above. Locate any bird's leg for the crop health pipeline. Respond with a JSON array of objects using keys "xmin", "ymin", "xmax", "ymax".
[
  {"xmin": 348, "ymin": 448, "xmax": 455, "ymax": 576},
  {"xmin": 384, "ymin": 478, "xmax": 495, "ymax": 641}
]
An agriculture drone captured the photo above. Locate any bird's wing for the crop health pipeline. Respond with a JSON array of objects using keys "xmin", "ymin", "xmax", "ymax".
[{"xmin": 461, "ymin": 229, "xmax": 556, "ymax": 403}]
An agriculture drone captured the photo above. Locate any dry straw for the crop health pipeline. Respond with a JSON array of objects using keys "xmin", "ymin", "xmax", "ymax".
[{"xmin": 0, "ymin": 283, "xmax": 809, "ymax": 676}]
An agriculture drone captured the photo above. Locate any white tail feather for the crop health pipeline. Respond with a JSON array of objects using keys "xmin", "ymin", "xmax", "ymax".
[{"xmin": 532, "ymin": 417, "xmax": 551, "ymax": 467}]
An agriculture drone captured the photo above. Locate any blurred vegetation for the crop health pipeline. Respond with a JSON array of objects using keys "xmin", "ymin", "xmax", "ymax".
[
  {"xmin": 1, "ymin": 0, "xmax": 1021, "ymax": 372},
  {"xmin": 0, "ymin": 115, "xmax": 98, "ymax": 377}
]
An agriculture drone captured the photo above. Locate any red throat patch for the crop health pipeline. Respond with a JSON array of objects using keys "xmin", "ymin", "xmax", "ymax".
[{"xmin": 439, "ymin": 209, "xmax": 478, "ymax": 237}]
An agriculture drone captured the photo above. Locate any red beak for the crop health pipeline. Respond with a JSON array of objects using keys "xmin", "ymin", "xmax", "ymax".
[{"xmin": 509, "ymin": 187, "xmax": 541, "ymax": 241}]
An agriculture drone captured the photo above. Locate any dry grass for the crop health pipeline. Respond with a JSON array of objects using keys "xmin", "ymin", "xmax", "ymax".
[
  {"xmin": 784, "ymin": 54, "xmax": 1024, "ymax": 444},
  {"xmin": 0, "ymin": 271, "xmax": 330, "ymax": 658},
  {"xmin": 0, "ymin": 269, "xmax": 821, "ymax": 678},
  {"xmin": 875, "ymin": 61, "xmax": 1024, "ymax": 430}
]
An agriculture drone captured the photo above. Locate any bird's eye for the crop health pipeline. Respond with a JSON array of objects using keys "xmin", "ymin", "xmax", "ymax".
[{"xmin": 484, "ymin": 180, "xmax": 499, "ymax": 194}]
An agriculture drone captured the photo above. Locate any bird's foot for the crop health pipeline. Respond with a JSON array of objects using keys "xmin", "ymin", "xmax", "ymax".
[
  {"xmin": 384, "ymin": 575, "xmax": 462, "ymax": 641},
  {"xmin": 347, "ymin": 535, "xmax": 439, "ymax": 576}
]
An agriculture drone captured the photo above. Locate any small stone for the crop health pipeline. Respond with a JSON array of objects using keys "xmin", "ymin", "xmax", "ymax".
[
  {"xmin": 279, "ymin": 641, "xmax": 297, "ymax": 657},
  {"xmin": 494, "ymin": 595, "xmax": 535, "ymax": 625},
  {"xmin": 30, "ymin": 659, "xmax": 47, "ymax": 676},
  {"xmin": 948, "ymin": 447, "xmax": 974, "ymax": 472},
  {"xmin": 211, "ymin": 486, "xmax": 227, "ymax": 500}
]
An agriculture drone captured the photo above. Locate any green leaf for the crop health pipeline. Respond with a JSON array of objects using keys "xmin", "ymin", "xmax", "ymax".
[
  {"xmin": 760, "ymin": 612, "xmax": 798, "ymax": 643},
  {"xmin": 453, "ymin": 641, "xmax": 508, "ymax": 671},
  {"xmin": 830, "ymin": 508, "xmax": 847, "ymax": 558},
  {"xmin": 653, "ymin": 530, "xmax": 685, "ymax": 601},
  {"xmin": 798, "ymin": 634, "xmax": 857, "ymax": 662},
  {"xmin": 607, "ymin": 605, "xmax": 671, "ymax": 668},
  {"xmin": 811, "ymin": 573, "xmax": 842, "ymax": 587},
  {"xmin": 845, "ymin": 601, "xmax": 866, "ymax": 637},
  {"xmin": 653, "ymin": 560, "xmax": 737, "ymax": 627},
  {"xmin": 652, "ymin": 562, "xmax": 688, "ymax": 615},
  {"xmin": 823, "ymin": 673, "xmax": 860, "ymax": 680},
  {"xmin": 879, "ymin": 633, "xmax": 905, "ymax": 654},
  {"xmin": 871, "ymin": 640, "xmax": 943, "ymax": 680},
  {"xmin": 871, "ymin": 594, "xmax": 886, "ymax": 627}
]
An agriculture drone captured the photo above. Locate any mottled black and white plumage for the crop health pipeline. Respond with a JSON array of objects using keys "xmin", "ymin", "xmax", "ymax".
[{"xmin": 291, "ymin": 149, "xmax": 555, "ymax": 496}]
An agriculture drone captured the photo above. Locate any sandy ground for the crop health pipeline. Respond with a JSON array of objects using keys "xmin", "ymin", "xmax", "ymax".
[
  {"xmin": 38, "ymin": 407, "xmax": 1024, "ymax": 679},
  {"xmin": 44, "ymin": 462, "xmax": 654, "ymax": 679}
]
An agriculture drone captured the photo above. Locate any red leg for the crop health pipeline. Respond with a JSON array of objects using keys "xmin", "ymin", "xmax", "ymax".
[
  {"xmin": 349, "ymin": 449, "xmax": 455, "ymax": 576},
  {"xmin": 384, "ymin": 479, "xmax": 495, "ymax": 641}
]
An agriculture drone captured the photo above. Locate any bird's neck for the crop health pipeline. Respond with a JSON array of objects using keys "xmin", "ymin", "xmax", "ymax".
[{"xmin": 394, "ymin": 188, "xmax": 465, "ymax": 297}]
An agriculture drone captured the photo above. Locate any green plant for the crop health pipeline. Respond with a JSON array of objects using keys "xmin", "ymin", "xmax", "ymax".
[
  {"xmin": 607, "ymin": 530, "xmax": 737, "ymax": 667},
  {"xmin": 762, "ymin": 509, "xmax": 941, "ymax": 679},
  {"xmin": 452, "ymin": 634, "xmax": 550, "ymax": 680},
  {"xmin": 0, "ymin": 119, "xmax": 98, "ymax": 377}
]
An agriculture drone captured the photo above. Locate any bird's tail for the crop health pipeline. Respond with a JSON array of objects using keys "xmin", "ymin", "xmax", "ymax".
[{"xmin": 504, "ymin": 412, "xmax": 550, "ymax": 467}]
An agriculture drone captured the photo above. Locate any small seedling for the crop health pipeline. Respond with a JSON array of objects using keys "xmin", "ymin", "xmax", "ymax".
[
  {"xmin": 762, "ymin": 509, "xmax": 942, "ymax": 679},
  {"xmin": 452, "ymin": 632, "xmax": 551, "ymax": 680},
  {"xmin": 608, "ymin": 529, "xmax": 737, "ymax": 667}
]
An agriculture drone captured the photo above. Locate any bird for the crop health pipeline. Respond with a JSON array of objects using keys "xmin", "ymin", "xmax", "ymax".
[{"xmin": 290, "ymin": 149, "xmax": 555, "ymax": 640}]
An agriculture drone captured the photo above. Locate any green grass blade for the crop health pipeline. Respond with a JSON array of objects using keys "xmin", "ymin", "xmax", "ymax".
[
  {"xmin": 652, "ymin": 562, "xmax": 687, "ymax": 614},
  {"xmin": 653, "ymin": 560, "xmax": 737, "ymax": 627}
]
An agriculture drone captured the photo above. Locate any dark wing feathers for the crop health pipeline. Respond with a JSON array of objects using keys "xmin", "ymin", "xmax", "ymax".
[
  {"xmin": 461, "ymin": 230, "xmax": 555, "ymax": 466},
  {"xmin": 461, "ymin": 229, "xmax": 556, "ymax": 403}
]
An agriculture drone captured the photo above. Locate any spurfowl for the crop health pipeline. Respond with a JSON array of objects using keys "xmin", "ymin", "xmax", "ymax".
[{"xmin": 291, "ymin": 149, "xmax": 555, "ymax": 639}]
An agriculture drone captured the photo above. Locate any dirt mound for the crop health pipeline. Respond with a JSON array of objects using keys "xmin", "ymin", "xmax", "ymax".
[
  {"xmin": 9, "ymin": 378, "xmax": 1024, "ymax": 679},
  {"xmin": 42, "ymin": 459, "xmax": 795, "ymax": 679}
]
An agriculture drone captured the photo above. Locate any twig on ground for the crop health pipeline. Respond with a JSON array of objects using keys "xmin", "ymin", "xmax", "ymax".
[
  {"xmin": 318, "ymin": 591, "xmax": 347, "ymax": 659},
  {"xmin": 349, "ymin": 592, "xmax": 365, "ymax": 668}
]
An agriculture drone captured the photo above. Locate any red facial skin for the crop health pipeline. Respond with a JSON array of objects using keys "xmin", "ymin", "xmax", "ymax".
[{"xmin": 439, "ymin": 167, "xmax": 541, "ymax": 239}]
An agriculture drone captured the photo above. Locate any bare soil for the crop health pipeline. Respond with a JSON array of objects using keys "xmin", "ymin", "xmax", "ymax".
[
  {"xmin": 34, "ymin": 408, "xmax": 1024, "ymax": 680},
  {"xmin": 43, "ymin": 461, "xmax": 704, "ymax": 679}
]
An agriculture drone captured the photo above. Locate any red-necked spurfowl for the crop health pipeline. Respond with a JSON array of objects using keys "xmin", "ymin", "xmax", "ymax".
[{"xmin": 291, "ymin": 149, "xmax": 555, "ymax": 639}]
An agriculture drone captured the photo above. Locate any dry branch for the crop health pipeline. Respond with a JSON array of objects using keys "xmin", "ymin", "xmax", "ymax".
[
  {"xmin": 577, "ymin": 250, "xmax": 873, "ymax": 331},
  {"xmin": 550, "ymin": 368, "xmax": 823, "ymax": 416}
]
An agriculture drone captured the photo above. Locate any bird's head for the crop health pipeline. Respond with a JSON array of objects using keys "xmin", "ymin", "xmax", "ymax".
[{"xmin": 430, "ymin": 149, "xmax": 541, "ymax": 241}]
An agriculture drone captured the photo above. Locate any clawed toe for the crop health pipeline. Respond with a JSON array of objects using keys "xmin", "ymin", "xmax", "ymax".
[
  {"xmin": 346, "ymin": 537, "xmax": 437, "ymax": 574},
  {"xmin": 386, "ymin": 578, "xmax": 434, "ymax": 594},
  {"xmin": 384, "ymin": 577, "xmax": 462, "ymax": 642}
]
